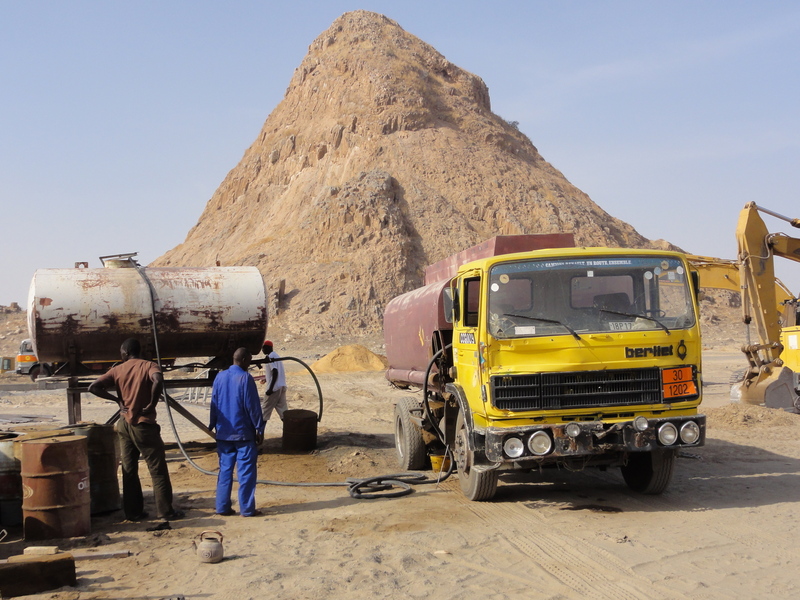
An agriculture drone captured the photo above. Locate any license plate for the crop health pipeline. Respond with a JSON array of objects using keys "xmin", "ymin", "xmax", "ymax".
[{"xmin": 661, "ymin": 367, "xmax": 697, "ymax": 399}]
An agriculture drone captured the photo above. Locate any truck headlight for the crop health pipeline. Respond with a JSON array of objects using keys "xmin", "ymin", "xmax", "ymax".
[
  {"xmin": 633, "ymin": 416, "xmax": 649, "ymax": 432},
  {"xmin": 528, "ymin": 431, "xmax": 552, "ymax": 455},
  {"xmin": 503, "ymin": 437, "xmax": 525, "ymax": 458},
  {"xmin": 658, "ymin": 423, "xmax": 678, "ymax": 445},
  {"xmin": 680, "ymin": 421, "xmax": 701, "ymax": 444},
  {"xmin": 565, "ymin": 422, "xmax": 582, "ymax": 438}
]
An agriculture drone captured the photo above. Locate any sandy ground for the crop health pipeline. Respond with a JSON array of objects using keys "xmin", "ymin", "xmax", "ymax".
[{"xmin": 2, "ymin": 340, "xmax": 800, "ymax": 599}]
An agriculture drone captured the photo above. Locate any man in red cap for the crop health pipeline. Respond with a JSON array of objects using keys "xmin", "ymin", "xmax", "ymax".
[{"xmin": 261, "ymin": 340, "xmax": 288, "ymax": 428}]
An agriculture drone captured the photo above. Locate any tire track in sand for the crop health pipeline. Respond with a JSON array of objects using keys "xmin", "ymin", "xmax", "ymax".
[{"xmin": 439, "ymin": 478, "xmax": 688, "ymax": 600}]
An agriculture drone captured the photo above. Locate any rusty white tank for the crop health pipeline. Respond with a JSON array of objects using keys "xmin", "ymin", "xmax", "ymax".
[{"xmin": 27, "ymin": 266, "xmax": 267, "ymax": 362}]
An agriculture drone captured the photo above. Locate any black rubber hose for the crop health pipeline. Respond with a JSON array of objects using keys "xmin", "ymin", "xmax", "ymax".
[
  {"xmin": 137, "ymin": 267, "xmax": 330, "ymax": 482},
  {"xmin": 134, "ymin": 265, "xmax": 447, "ymax": 498},
  {"xmin": 420, "ymin": 344, "xmax": 455, "ymax": 482},
  {"xmin": 347, "ymin": 474, "xmax": 425, "ymax": 499},
  {"xmin": 256, "ymin": 355, "xmax": 324, "ymax": 422},
  {"xmin": 421, "ymin": 345, "xmax": 449, "ymax": 442},
  {"xmin": 134, "ymin": 266, "xmax": 220, "ymax": 476}
]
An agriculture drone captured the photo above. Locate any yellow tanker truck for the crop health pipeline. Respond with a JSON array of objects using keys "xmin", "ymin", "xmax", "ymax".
[{"xmin": 384, "ymin": 235, "xmax": 706, "ymax": 500}]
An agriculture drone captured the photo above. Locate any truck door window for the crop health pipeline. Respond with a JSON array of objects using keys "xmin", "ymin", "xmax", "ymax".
[{"xmin": 463, "ymin": 277, "xmax": 480, "ymax": 327}]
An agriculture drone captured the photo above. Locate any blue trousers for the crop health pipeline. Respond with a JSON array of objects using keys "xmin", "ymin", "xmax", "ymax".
[{"xmin": 215, "ymin": 440, "xmax": 258, "ymax": 516}]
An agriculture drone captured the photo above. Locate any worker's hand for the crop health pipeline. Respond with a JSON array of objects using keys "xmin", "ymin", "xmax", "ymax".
[{"xmin": 256, "ymin": 432, "xmax": 264, "ymax": 445}]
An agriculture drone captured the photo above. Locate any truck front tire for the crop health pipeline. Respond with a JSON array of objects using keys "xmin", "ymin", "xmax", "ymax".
[
  {"xmin": 394, "ymin": 397, "xmax": 427, "ymax": 470},
  {"xmin": 454, "ymin": 411, "xmax": 498, "ymax": 501},
  {"xmin": 621, "ymin": 448, "xmax": 676, "ymax": 494},
  {"xmin": 28, "ymin": 364, "xmax": 41, "ymax": 382}
]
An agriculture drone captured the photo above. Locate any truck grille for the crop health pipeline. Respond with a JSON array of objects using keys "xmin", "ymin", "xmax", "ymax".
[{"xmin": 491, "ymin": 368, "xmax": 664, "ymax": 411}]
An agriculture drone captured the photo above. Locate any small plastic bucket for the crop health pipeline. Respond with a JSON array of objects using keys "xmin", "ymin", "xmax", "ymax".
[{"xmin": 430, "ymin": 454, "xmax": 450, "ymax": 473}]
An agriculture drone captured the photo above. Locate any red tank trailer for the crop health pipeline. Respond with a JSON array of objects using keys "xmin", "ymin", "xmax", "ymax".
[{"xmin": 384, "ymin": 234, "xmax": 575, "ymax": 388}]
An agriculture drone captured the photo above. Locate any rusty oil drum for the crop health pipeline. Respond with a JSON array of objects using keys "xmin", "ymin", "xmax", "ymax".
[
  {"xmin": 282, "ymin": 409, "xmax": 318, "ymax": 451},
  {"xmin": 0, "ymin": 435, "xmax": 22, "ymax": 527},
  {"xmin": 69, "ymin": 424, "xmax": 120, "ymax": 514},
  {"xmin": 21, "ymin": 435, "xmax": 91, "ymax": 540}
]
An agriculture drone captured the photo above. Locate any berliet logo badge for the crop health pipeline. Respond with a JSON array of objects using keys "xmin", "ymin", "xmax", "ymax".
[
  {"xmin": 625, "ymin": 345, "xmax": 673, "ymax": 358},
  {"xmin": 625, "ymin": 340, "xmax": 688, "ymax": 361}
]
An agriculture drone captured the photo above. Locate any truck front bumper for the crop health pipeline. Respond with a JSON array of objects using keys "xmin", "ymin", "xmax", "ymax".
[{"xmin": 483, "ymin": 414, "xmax": 706, "ymax": 464}]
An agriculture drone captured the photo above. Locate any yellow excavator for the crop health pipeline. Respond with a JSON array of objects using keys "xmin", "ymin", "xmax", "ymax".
[{"xmin": 687, "ymin": 202, "xmax": 800, "ymax": 412}]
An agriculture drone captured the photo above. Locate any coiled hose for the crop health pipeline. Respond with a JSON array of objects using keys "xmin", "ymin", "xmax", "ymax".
[{"xmin": 420, "ymin": 344, "xmax": 456, "ymax": 482}]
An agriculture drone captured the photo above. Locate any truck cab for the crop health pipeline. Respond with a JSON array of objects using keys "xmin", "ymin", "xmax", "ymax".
[{"xmin": 15, "ymin": 338, "xmax": 37, "ymax": 375}]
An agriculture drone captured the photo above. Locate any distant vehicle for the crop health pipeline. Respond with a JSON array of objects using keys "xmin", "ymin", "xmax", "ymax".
[{"xmin": 15, "ymin": 339, "xmax": 37, "ymax": 375}]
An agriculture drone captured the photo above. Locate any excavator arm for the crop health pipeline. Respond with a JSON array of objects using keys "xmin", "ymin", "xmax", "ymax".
[
  {"xmin": 686, "ymin": 203, "xmax": 800, "ymax": 411},
  {"xmin": 685, "ymin": 253, "xmax": 793, "ymax": 318},
  {"xmin": 735, "ymin": 202, "xmax": 800, "ymax": 409}
]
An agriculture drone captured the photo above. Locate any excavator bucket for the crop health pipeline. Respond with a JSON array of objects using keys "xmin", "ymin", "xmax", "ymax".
[{"xmin": 739, "ymin": 365, "xmax": 800, "ymax": 412}]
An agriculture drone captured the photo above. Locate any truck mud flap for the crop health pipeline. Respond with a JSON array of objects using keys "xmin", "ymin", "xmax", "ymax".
[{"xmin": 444, "ymin": 382, "xmax": 484, "ymax": 453}]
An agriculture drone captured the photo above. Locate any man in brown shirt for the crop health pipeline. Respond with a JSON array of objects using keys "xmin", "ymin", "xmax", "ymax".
[{"xmin": 89, "ymin": 338, "xmax": 183, "ymax": 521}]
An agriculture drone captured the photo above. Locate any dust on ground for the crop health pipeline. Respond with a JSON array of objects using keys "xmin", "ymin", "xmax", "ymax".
[
  {"xmin": 0, "ymin": 158, "xmax": 793, "ymax": 595},
  {"xmin": 705, "ymin": 402, "xmax": 800, "ymax": 430},
  {"xmin": 2, "ymin": 323, "xmax": 800, "ymax": 599}
]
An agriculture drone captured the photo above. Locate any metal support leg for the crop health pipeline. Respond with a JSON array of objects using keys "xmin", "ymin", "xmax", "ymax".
[{"xmin": 66, "ymin": 377, "xmax": 82, "ymax": 424}]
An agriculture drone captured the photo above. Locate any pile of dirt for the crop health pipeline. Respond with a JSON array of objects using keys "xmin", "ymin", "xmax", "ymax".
[
  {"xmin": 310, "ymin": 344, "xmax": 388, "ymax": 373},
  {"xmin": 0, "ymin": 311, "xmax": 27, "ymax": 382},
  {"xmin": 0, "ymin": 311, "xmax": 26, "ymax": 358},
  {"xmin": 154, "ymin": 10, "xmax": 671, "ymax": 337},
  {"xmin": 705, "ymin": 403, "xmax": 800, "ymax": 430}
]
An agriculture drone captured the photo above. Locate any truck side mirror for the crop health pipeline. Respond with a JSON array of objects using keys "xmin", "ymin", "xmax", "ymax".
[
  {"xmin": 444, "ymin": 288, "xmax": 459, "ymax": 323},
  {"xmin": 690, "ymin": 271, "xmax": 700, "ymax": 304}
]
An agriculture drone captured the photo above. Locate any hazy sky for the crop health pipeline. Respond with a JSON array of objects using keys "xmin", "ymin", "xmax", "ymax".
[{"xmin": 2, "ymin": 1, "xmax": 799, "ymax": 306}]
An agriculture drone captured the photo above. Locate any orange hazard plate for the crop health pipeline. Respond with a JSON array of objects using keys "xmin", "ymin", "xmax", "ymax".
[{"xmin": 661, "ymin": 367, "xmax": 698, "ymax": 399}]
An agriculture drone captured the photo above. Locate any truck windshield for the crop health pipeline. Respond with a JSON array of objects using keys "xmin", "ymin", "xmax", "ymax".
[{"xmin": 487, "ymin": 256, "xmax": 695, "ymax": 339}]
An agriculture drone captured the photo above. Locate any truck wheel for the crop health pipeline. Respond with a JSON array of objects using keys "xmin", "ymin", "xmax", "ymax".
[
  {"xmin": 394, "ymin": 397, "xmax": 427, "ymax": 470},
  {"xmin": 454, "ymin": 411, "xmax": 498, "ymax": 501},
  {"xmin": 621, "ymin": 449, "xmax": 676, "ymax": 494},
  {"xmin": 28, "ymin": 364, "xmax": 41, "ymax": 382}
]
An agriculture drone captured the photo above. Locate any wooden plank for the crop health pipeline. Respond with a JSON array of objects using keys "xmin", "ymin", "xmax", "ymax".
[{"xmin": 0, "ymin": 553, "xmax": 76, "ymax": 597}]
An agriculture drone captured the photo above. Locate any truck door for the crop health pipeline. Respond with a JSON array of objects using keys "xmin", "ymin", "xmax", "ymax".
[{"xmin": 453, "ymin": 273, "xmax": 485, "ymax": 418}]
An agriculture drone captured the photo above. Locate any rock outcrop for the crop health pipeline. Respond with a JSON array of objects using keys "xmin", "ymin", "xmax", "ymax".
[{"xmin": 155, "ymin": 10, "xmax": 671, "ymax": 336}]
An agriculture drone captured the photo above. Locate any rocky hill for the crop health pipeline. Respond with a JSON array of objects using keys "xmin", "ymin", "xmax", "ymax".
[{"xmin": 154, "ymin": 10, "xmax": 674, "ymax": 337}]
